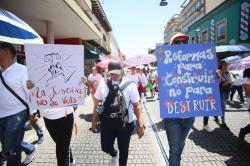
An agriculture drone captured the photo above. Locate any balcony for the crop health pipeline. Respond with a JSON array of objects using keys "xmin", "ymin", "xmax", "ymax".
[{"xmin": 75, "ymin": 0, "xmax": 92, "ymax": 11}]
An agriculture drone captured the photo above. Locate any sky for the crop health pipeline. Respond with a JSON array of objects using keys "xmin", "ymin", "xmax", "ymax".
[{"xmin": 101, "ymin": 0, "xmax": 184, "ymax": 57}]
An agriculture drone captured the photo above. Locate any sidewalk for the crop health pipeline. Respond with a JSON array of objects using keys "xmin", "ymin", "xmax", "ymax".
[
  {"xmin": 145, "ymin": 96, "xmax": 250, "ymax": 166},
  {"xmin": 24, "ymin": 97, "xmax": 162, "ymax": 166}
]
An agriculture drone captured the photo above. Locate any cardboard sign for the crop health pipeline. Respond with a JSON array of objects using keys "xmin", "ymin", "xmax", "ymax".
[
  {"xmin": 25, "ymin": 44, "xmax": 85, "ymax": 110},
  {"xmin": 157, "ymin": 43, "xmax": 222, "ymax": 118}
]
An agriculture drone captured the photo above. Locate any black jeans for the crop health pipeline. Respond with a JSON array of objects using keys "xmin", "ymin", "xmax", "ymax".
[
  {"xmin": 44, "ymin": 113, "xmax": 74, "ymax": 166},
  {"xmin": 230, "ymin": 85, "xmax": 244, "ymax": 102},
  {"xmin": 241, "ymin": 124, "xmax": 250, "ymax": 136},
  {"xmin": 101, "ymin": 121, "xmax": 136, "ymax": 166}
]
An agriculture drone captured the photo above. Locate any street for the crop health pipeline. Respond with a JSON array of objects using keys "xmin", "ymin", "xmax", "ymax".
[
  {"xmin": 0, "ymin": 0, "xmax": 250, "ymax": 166},
  {"xmin": 14, "ymin": 93, "xmax": 249, "ymax": 166}
]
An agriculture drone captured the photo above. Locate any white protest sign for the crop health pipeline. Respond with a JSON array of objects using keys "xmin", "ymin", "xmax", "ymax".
[{"xmin": 25, "ymin": 44, "xmax": 85, "ymax": 110}]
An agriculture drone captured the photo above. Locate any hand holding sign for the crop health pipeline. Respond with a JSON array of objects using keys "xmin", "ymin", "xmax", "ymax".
[{"xmin": 25, "ymin": 44, "xmax": 85, "ymax": 110}]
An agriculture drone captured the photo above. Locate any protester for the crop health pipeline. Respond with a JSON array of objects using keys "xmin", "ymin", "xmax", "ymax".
[
  {"xmin": 126, "ymin": 66, "xmax": 139, "ymax": 86},
  {"xmin": 27, "ymin": 79, "xmax": 78, "ymax": 166},
  {"xmin": 92, "ymin": 60, "xmax": 144, "ymax": 166},
  {"xmin": 163, "ymin": 33, "xmax": 195, "ymax": 166},
  {"xmin": 136, "ymin": 65, "xmax": 148, "ymax": 102},
  {"xmin": 0, "ymin": 42, "xmax": 37, "ymax": 166},
  {"xmin": 230, "ymin": 71, "xmax": 244, "ymax": 103},
  {"xmin": 148, "ymin": 68, "xmax": 157, "ymax": 97},
  {"xmin": 239, "ymin": 68, "xmax": 250, "ymax": 140},
  {"xmin": 218, "ymin": 61, "xmax": 232, "ymax": 130},
  {"xmin": 87, "ymin": 67, "xmax": 102, "ymax": 100}
]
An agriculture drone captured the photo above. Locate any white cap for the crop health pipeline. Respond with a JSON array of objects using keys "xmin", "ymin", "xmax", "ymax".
[
  {"xmin": 169, "ymin": 32, "xmax": 189, "ymax": 45},
  {"xmin": 136, "ymin": 65, "xmax": 144, "ymax": 69}
]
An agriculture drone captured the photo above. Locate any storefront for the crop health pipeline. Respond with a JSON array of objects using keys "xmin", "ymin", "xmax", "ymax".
[{"xmin": 188, "ymin": 0, "xmax": 250, "ymax": 47}]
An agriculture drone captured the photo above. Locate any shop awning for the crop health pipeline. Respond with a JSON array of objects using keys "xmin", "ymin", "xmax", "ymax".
[{"xmin": 85, "ymin": 49, "xmax": 99, "ymax": 59}]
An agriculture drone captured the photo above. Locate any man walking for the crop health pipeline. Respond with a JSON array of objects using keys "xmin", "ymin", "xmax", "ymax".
[{"xmin": 0, "ymin": 42, "xmax": 36, "ymax": 166}]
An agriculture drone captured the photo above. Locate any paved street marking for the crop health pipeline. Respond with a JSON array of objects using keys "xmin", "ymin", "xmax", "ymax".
[{"xmin": 143, "ymin": 102, "xmax": 169, "ymax": 165}]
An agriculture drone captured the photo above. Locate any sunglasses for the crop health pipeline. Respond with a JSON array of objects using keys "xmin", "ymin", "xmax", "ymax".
[{"xmin": 173, "ymin": 40, "xmax": 188, "ymax": 45}]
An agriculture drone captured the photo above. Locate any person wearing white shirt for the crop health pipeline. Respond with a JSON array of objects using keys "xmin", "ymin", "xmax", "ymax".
[
  {"xmin": 230, "ymin": 71, "xmax": 244, "ymax": 103},
  {"xmin": 0, "ymin": 42, "xmax": 36, "ymax": 166},
  {"xmin": 164, "ymin": 33, "xmax": 195, "ymax": 166},
  {"xmin": 27, "ymin": 85, "xmax": 78, "ymax": 166},
  {"xmin": 92, "ymin": 61, "xmax": 144, "ymax": 166},
  {"xmin": 87, "ymin": 67, "xmax": 103, "ymax": 100},
  {"xmin": 126, "ymin": 66, "xmax": 139, "ymax": 87},
  {"xmin": 136, "ymin": 66, "xmax": 148, "ymax": 102},
  {"xmin": 148, "ymin": 68, "xmax": 157, "ymax": 97},
  {"xmin": 239, "ymin": 68, "xmax": 250, "ymax": 140}
]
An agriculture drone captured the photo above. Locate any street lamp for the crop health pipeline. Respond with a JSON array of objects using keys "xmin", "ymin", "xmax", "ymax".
[{"xmin": 159, "ymin": 0, "xmax": 168, "ymax": 6}]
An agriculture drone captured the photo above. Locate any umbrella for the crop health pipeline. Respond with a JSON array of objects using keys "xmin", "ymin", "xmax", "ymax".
[
  {"xmin": 96, "ymin": 59, "xmax": 130, "ymax": 69},
  {"xmin": 228, "ymin": 56, "xmax": 250, "ymax": 71},
  {"xmin": 0, "ymin": 8, "xmax": 43, "ymax": 44},
  {"xmin": 96, "ymin": 59, "xmax": 111, "ymax": 68},
  {"xmin": 216, "ymin": 45, "xmax": 250, "ymax": 59},
  {"xmin": 126, "ymin": 54, "xmax": 156, "ymax": 66},
  {"xmin": 224, "ymin": 55, "xmax": 242, "ymax": 63}
]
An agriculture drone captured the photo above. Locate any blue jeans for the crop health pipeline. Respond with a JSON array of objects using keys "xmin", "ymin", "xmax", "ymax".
[
  {"xmin": 164, "ymin": 118, "xmax": 195, "ymax": 166},
  {"xmin": 101, "ymin": 121, "xmax": 136, "ymax": 166},
  {"xmin": 21, "ymin": 141, "xmax": 35, "ymax": 155},
  {"xmin": 0, "ymin": 110, "xmax": 28, "ymax": 166},
  {"xmin": 25, "ymin": 121, "xmax": 44, "ymax": 138},
  {"xmin": 221, "ymin": 91, "xmax": 230, "ymax": 124}
]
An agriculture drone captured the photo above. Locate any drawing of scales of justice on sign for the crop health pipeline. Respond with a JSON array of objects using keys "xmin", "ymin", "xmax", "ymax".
[
  {"xmin": 43, "ymin": 52, "xmax": 75, "ymax": 87},
  {"xmin": 25, "ymin": 44, "xmax": 85, "ymax": 110}
]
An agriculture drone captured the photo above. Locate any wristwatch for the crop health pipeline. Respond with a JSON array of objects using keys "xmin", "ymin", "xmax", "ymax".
[{"xmin": 137, "ymin": 123, "xmax": 145, "ymax": 129}]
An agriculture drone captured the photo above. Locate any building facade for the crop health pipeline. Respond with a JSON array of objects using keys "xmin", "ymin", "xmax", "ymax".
[
  {"xmin": 0, "ymin": 0, "xmax": 118, "ymax": 75},
  {"xmin": 164, "ymin": 0, "xmax": 225, "ymax": 44},
  {"xmin": 188, "ymin": 0, "xmax": 250, "ymax": 47}
]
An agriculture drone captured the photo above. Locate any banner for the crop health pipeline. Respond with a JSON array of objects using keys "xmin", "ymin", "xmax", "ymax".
[
  {"xmin": 157, "ymin": 43, "xmax": 222, "ymax": 118},
  {"xmin": 25, "ymin": 44, "xmax": 85, "ymax": 110}
]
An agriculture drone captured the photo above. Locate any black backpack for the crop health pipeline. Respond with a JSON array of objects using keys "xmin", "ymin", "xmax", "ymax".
[{"xmin": 101, "ymin": 80, "xmax": 133, "ymax": 130}]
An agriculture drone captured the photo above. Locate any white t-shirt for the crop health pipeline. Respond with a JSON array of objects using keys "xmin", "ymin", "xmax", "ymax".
[
  {"xmin": 126, "ymin": 74, "xmax": 139, "ymax": 87},
  {"xmin": 88, "ymin": 73, "xmax": 102, "ymax": 89},
  {"xmin": 94, "ymin": 77, "xmax": 140, "ymax": 123},
  {"xmin": 40, "ymin": 107, "xmax": 74, "ymax": 120},
  {"xmin": 0, "ymin": 63, "xmax": 35, "ymax": 118},
  {"xmin": 231, "ymin": 72, "xmax": 243, "ymax": 86},
  {"xmin": 138, "ymin": 73, "xmax": 148, "ymax": 87},
  {"xmin": 149, "ymin": 71, "xmax": 157, "ymax": 81}
]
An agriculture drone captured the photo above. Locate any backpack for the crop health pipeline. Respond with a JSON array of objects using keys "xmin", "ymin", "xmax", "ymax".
[{"xmin": 101, "ymin": 79, "xmax": 133, "ymax": 130}]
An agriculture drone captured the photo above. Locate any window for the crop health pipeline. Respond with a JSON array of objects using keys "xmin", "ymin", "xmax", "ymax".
[
  {"xmin": 216, "ymin": 18, "xmax": 227, "ymax": 43},
  {"xmin": 202, "ymin": 29, "xmax": 208, "ymax": 43}
]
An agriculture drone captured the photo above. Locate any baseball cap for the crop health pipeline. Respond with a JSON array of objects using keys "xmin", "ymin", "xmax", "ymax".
[
  {"xmin": 170, "ymin": 32, "xmax": 189, "ymax": 45},
  {"xmin": 108, "ymin": 60, "xmax": 122, "ymax": 75}
]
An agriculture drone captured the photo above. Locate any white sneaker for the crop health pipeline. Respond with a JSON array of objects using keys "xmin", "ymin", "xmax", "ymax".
[
  {"xmin": 22, "ymin": 145, "xmax": 37, "ymax": 165},
  {"xmin": 110, "ymin": 150, "xmax": 119, "ymax": 166},
  {"xmin": 203, "ymin": 125, "xmax": 213, "ymax": 132}
]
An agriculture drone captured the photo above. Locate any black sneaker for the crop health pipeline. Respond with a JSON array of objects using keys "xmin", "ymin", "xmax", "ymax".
[
  {"xmin": 214, "ymin": 117, "xmax": 219, "ymax": 123},
  {"xmin": 221, "ymin": 124, "xmax": 230, "ymax": 131}
]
